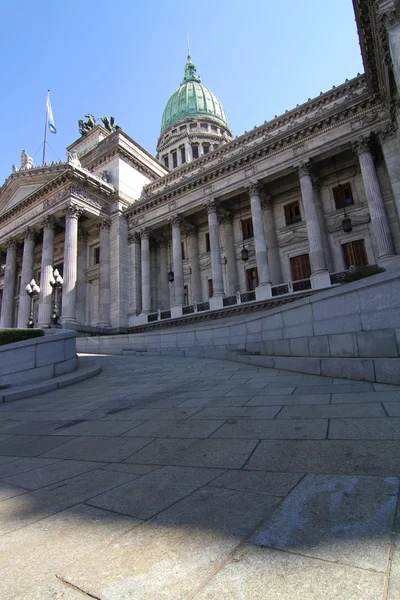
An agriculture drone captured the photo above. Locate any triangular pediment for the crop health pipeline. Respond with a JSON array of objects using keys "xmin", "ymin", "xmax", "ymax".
[
  {"xmin": 0, "ymin": 167, "xmax": 67, "ymax": 216},
  {"xmin": 279, "ymin": 230, "xmax": 309, "ymax": 248}
]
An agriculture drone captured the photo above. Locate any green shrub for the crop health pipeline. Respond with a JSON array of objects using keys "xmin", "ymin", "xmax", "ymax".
[
  {"xmin": 0, "ymin": 329, "xmax": 45, "ymax": 347},
  {"xmin": 343, "ymin": 265, "xmax": 385, "ymax": 283}
]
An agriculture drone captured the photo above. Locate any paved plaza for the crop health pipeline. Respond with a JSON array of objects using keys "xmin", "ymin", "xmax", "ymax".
[{"xmin": 0, "ymin": 355, "xmax": 400, "ymax": 598}]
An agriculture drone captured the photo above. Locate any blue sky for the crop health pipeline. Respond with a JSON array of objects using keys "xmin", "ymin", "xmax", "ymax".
[{"xmin": 0, "ymin": 0, "xmax": 364, "ymax": 183}]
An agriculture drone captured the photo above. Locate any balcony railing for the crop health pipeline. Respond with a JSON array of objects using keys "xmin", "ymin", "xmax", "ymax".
[{"xmin": 292, "ymin": 278, "xmax": 312, "ymax": 292}]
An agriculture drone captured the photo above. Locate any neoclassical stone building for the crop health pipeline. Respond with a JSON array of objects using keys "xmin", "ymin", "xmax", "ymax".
[{"xmin": 1, "ymin": 0, "xmax": 400, "ymax": 332}]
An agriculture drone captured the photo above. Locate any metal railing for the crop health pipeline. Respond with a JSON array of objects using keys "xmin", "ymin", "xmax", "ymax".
[
  {"xmin": 240, "ymin": 291, "xmax": 256, "ymax": 303},
  {"xmin": 197, "ymin": 301, "xmax": 210, "ymax": 312},
  {"xmin": 271, "ymin": 283, "xmax": 290, "ymax": 297},
  {"xmin": 223, "ymin": 295, "xmax": 238, "ymax": 307},
  {"xmin": 292, "ymin": 278, "xmax": 312, "ymax": 292},
  {"xmin": 182, "ymin": 304, "xmax": 195, "ymax": 315},
  {"xmin": 160, "ymin": 310, "xmax": 171, "ymax": 320},
  {"xmin": 330, "ymin": 270, "xmax": 348, "ymax": 284}
]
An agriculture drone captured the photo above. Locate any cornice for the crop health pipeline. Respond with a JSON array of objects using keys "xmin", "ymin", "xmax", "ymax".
[{"xmin": 86, "ymin": 146, "xmax": 160, "ymax": 182}]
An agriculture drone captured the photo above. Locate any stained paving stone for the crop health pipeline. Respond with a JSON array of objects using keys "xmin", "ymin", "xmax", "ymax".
[
  {"xmin": 87, "ymin": 466, "xmax": 225, "ymax": 519},
  {"xmin": 226, "ymin": 387, "xmax": 296, "ymax": 396},
  {"xmin": 0, "ymin": 435, "xmax": 76, "ymax": 457},
  {"xmin": 293, "ymin": 383, "xmax": 374, "ymax": 394},
  {"xmin": 1, "ymin": 459, "xmax": 107, "ymax": 490},
  {"xmin": 0, "ymin": 457, "xmax": 61, "ymax": 478},
  {"xmin": 384, "ymin": 402, "xmax": 400, "ymax": 417},
  {"xmin": 209, "ymin": 469, "xmax": 304, "ymax": 497},
  {"xmin": 251, "ymin": 474, "xmax": 399, "ymax": 571},
  {"xmin": 212, "ymin": 419, "xmax": 328, "ymax": 440},
  {"xmin": 122, "ymin": 419, "xmax": 225, "ymax": 439},
  {"xmin": 124, "ymin": 438, "xmax": 259, "ymax": 469},
  {"xmin": 51, "ymin": 419, "xmax": 141, "ymax": 437},
  {"xmin": 245, "ymin": 394, "xmax": 331, "ymax": 406},
  {"xmin": 277, "ymin": 403, "xmax": 386, "ymax": 419},
  {"xmin": 0, "ymin": 482, "xmax": 28, "ymax": 501},
  {"xmin": 329, "ymin": 417, "xmax": 400, "ymax": 440},
  {"xmin": 331, "ymin": 391, "xmax": 400, "ymax": 404},
  {"xmin": 189, "ymin": 406, "xmax": 281, "ymax": 420},
  {"xmin": 193, "ymin": 544, "xmax": 385, "ymax": 600},
  {"xmin": 245, "ymin": 439, "xmax": 400, "ymax": 476},
  {"xmin": 41, "ymin": 435, "xmax": 155, "ymax": 462},
  {"xmin": 177, "ymin": 395, "xmax": 254, "ymax": 408},
  {"xmin": 113, "ymin": 407, "xmax": 201, "ymax": 420}
]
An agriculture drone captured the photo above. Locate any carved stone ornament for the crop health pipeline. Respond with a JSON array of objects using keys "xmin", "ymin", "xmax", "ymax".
[
  {"xmin": 42, "ymin": 215, "xmax": 55, "ymax": 230},
  {"xmin": 352, "ymin": 136, "xmax": 371, "ymax": 156},
  {"xmin": 378, "ymin": 122, "xmax": 398, "ymax": 143},
  {"xmin": 20, "ymin": 149, "xmax": 34, "ymax": 170},
  {"xmin": 63, "ymin": 203, "xmax": 83, "ymax": 219},
  {"xmin": 247, "ymin": 182, "xmax": 262, "ymax": 197},
  {"xmin": 23, "ymin": 227, "xmax": 35, "ymax": 241},
  {"xmin": 186, "ymin": 225, "xmax": 198, "ymax": 237},
  {"xmin": 170, "ymin": 214, "xmax": 182, "ymax": 228},
  {"xmin": 261, "ymin": 194, "xmax": 274, "ymax": 210},
  {"xmin": 140, "ymin": 228, "xmax": 150, "ymax": 240},
  {"xmin": 296, "ymin": 161, "xmax": 312, "ymax": 178},
  {"xmin": 205, "ymin": 199, "xmax": 218, "ymax": 214},
  {"xmin": 100, "ymin": 217, "xmax": 111, "ymax": 230},
  {"xmin": 67, "ymin": 151, "xmax": 82, "ymax": 168},
  {"xmin": 5, "ymin": 238, "xmax": 17, "ymax": 250},
  {"xmin": 128, "ymin": 231, "xmax": 141, "ymax": 244},
  {"xmin": 219, "ymin": 211, "xmax": 233, "ymax": 225}
]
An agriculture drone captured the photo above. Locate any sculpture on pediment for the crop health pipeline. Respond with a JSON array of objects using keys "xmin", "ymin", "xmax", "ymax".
[
  {"xmin": 67, "ymin": 151, "xmax": 81, "ymax": 168},
  {"xmin": 78, "ymin": 113, "xmax": 96, "ymax": 136},
  {"xmin": 21, "ymin": 149, "xmax": 34, "ymax": 170},
  {"xmin": 100, "ymin": 116, "xmax": 120, "ymax": 133},
  {"xmin": 12, "ymin": 164, "xmax": 18, "ymax": 173}
]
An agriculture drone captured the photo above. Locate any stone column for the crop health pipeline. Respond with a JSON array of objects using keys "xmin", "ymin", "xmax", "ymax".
[
  {"xmin": 0, "ymin": 239, "xmax": 17, "ymax": 328},
  {"xmin": 170, "ymin": 215, "xmax": 184, "ymax": 307},
  {"xmin": 17, "ymin": 228, "xmax": 35, "ymax": 328},
  {"xmin": 185, "ymin": 142, "xmax": 193, "ymax": 163},
  {"xmin": 262, "ymin": 196, "xmax": 283, "ymax": 285},
  {"xmin": 379, "ymin": 123, "xmax": 400, "ymax": 219},
  {"xmin": 37, "ymin": 216, "xmax": 55, "ymax": 328},
  {"xmin": 76, "ymin": 228, "xmax": 88, "ymax": 325},
  {"xmin": 140, "ymin": 229, "xmax": 151, "ymax": 314},
  {"xmin": 205, "ymin": 201, "xmax": 225, "ymax": 305},
  {"xmin": 220, "ymin": 213, "xmax": 239, "ymax": 295},
  {"xmin": 158, "ymin": 235, "xmax": 169, "ymax": 310},
  {"xmin": 129, "ymin": 232, "xmax": 141, "ymax": 316},
  {"xmin": 187, "ymin": 226, "xmax": 202, "ymax": 303},
  {"xmin": 61, "ymin": 203, "xmax": 82, "ymax": 324},
  {"xmin": 247, "ymin": 182, "xmax": 272, "ymax": 299},
  {"xmin": 97, "ymin": 218, "xmax": 111, "ymax": 327},
  {"xmin": 353, "ymin": 137, "xmax": 396, "ymax": 262},
  {"xmin": 297, "ymin": 163, "xmax": 331, "ymax": 288}
]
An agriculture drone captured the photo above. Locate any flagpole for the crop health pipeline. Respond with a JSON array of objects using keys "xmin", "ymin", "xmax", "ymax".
[{"xmin": 42, "ymin": 90, "xmax": 49, "ymax": 165}]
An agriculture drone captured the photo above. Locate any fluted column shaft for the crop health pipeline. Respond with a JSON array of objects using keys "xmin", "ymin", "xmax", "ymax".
[
  {"xmin": 0, "ymin": 240, "xmax": 17, "ymax": 328},
  {"xmin": 263, "ymin": 198, "xmax": 282, "ymax": 284},
  {"xmin": 97, "ymin": 219, "xmax": 111, "ymax": 327},
  {"xmin": 129, "ymin": 233, "xmax": 141, "ymax": 315},
  {"xmin": 187, "ymin": 227, "xmax": 202, "ymax": 303},
  {"xmin": 206, "ymin": 201, "xmax": 225, "ymax": 297},
  {"xmin": 248, "ymin": 183, "xmax": 271, "ymax": 285},
  {"xmin": 379, "ymin": 125, "xmax": 400, "ymax": 221},
  {"xmin": 17, "ymin": 229, "xmax": 35, "ymax": 328},
  {"xmin": 140, "ymin": 230, "xmax": 151, "ymax": 313},
  {"xmin": 61, "ymin": 204, "xmax": 82, "ymax": 323},
  {"xmin": 297, "ymin": 164, "xmax": 329, "ymax": 274},
  {"xmin": 158, "ymin": 237, "xmax": 169, "ymax": 310},
  {"xmin": 171, "ymin": 216, "xmax": 184, "ymax": 306},
  {"xmin": 38, "ymin": 217, "xmax": 55, "ymax": 328},
  {"xmin": 76, "ymin": 229, "xmax": 88, "ymax": 325},
  {"xmin": 354, "ymin": 139, "xmax": 395, "ymax": 260},
  {"xmin": 221, "ymin": 216, "xmax": 239, "ymax": 294}
]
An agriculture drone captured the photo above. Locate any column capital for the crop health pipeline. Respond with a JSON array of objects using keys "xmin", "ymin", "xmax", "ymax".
[
  {"xmin": 169, "ymin": 214, "xmax": 182, "ymax": 228},
  {"xmin": 5, "ymin": 238, "xmax": 17, "ymax": 250},
  {"xmin": 23, "ymin": 227, "xmax": 35, "ymax": 242},
  {"xmin": 128, "ymin": 231, "xmax": 141, "ymax": 244},
  {"xmin": 296, "ymin": 160, "xmax": 313, "ymax": 178},
  {"xmin": 246, "ymin": 181, "xmax": 262, "ymax": 197},
  {"xmin": 219, "ymin": 211, "xmax": 233, "ymax": 225},
  {"xmin": 377, "ymin": 122, "xmax": 398, "ymax": 144},
  {"xmin": 261, "ymin": 194, "xmax": 274, "ymax": 210},
  {"xmin": 204, "ymin": 199, "xmax": 218, "ymax": 214},
  {"xmin": 352, "ymin": 136, "xmax": 372, "ymax": 156},
  {"xmin": 100, "ymin": 217, "xmax": 111, "ymax": 231},
  {"xmin": 63, "ymin": 202, "xmax": 83, "ymax": 219},
  {"xmin": 140, "ymin": 228, "xmax": 150, "ymax": 240},
  {"xmin": 186, "ymin": 225, "xmax": 198, "ymax": 237},
  {"xmin": 78, "ymin": 226, "xmax": 89, "ymax": 241},
  {"xmin": 42, "ymin": 215, "xmax": 55, "ymax": 230}
]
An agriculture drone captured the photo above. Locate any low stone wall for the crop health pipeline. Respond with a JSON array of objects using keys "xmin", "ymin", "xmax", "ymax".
[
  {"xmin": 1, "ymin": 330, "xmax": 77, "ymax": 386},
  {"xmin": 77, "ymin": 269, "xmax": 400, "ymax": 384}
]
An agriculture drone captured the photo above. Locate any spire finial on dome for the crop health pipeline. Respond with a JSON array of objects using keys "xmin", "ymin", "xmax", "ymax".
[
  {"xmin": 182, "ymin": 35, "xmax": 201, "ymax": 84},
  {"xmin": 186, "ymin": 31, "xmax": 191, "ymax": 62}
]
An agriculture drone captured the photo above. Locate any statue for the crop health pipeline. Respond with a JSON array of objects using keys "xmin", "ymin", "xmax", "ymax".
[
  {"xmin": 67, "ymin": 151, "xmax": 81, "ymax": 168},
  {"xmin": 12, "ymin": 164, "xmax": 18, "ymax": 173},
  {"xmin": 78, "ymin": 113, "xmax": 97, "ymax": 136},
  {"xmin": 100, "ymin": 116, "xmax": 120, "ymax": 133},
  {"xmin": 21, "ymin": 149, "xmax": 34, "ymax": 170}
]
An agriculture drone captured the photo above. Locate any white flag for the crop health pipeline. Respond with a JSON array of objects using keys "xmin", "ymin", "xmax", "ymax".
[{"xmin": 46, "ymin": 92, "xmax": 57, "ymax": 134}]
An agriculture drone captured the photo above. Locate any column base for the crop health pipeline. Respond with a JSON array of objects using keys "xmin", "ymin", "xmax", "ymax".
[
  {"xmin": 96, "ymin": 322, "xmax": 111, "ymax": 328},
  {"xmin": 255, "ymin": 283, "xmax": 272, "ymax": 301},
  {"xmin": 171, "ymin": 306, "xmax": 183, "ymax": 318},
  {"xmin": 311, "ymin": 271, "xmax": 331, "ymax": 290},
  {"xmin": 60, "ymin": 318, "xmax": 78, "ymax": 327},
  {"xmin": 377, "ymin": 255, "xmax": 400, "ymax": 270},
  {"xmin": 210, "ymin": 296, "xmax": 224, "ymax": 310},
  {"xmin": 132, "ymin": 314, "xmax": 149, "ymax": 326}
]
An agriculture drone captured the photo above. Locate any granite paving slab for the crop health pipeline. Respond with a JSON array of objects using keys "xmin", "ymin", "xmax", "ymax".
[
  {"xmin": 0, "ymin": 435, "xmax": 76, "ymax": 457},
  {"xmin": 226, "ymin": 387, "xmax": 296, "ymax": 396},
  {"xmin": 209, "ymin": 469, "xmax": 304, "ymax": 497},
  {"xmin": 212, "ymin": 419, "xmax": 328, "ymax": 440},
  {"xmin": 121, "ymin": 419, "xmax": 225, "ymax": 439},
  {"xmin": 1, "ymin": 459, "xmax": 107, "ymax": 490},
  {"xmin": 332, "ymin": 391, "xmax": 400, "ymax": 403},
  {"xmin": 40, "ymin": 435, "xmax": 155, "ymax": 462},
  {"xmin": 383, "ymin": 402, "xmax": 400, "ymax": 416},
  {"xmin": 245, "ymin": 393, "xmax": 331, "ymax": 406},
  {"xmin": 293, "ymin": 383, "xmax": 374, "ymax": 394},
  {"xmin": 51, "ymin": 419, "xmax": 142, "ymax": 437},
  {"xmin": 189, "ymin": 406, "xmax": 282, "ymax": 420},
  {"xmin": 329, "ymin": 417, "xmax": 400, "ymax": 439},
  {"xmin": 277, "ymin": 403, "xmax": 386, "ymax": 419},
  {"xmin": 177, "ymin": 395, "xmax": 254, "ymax": 407}
]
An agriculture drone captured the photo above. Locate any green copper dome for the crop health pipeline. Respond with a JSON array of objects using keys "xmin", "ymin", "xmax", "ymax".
[{"xmin": 160, "ymin": 56, "xmax": 230, "ymax": 136}]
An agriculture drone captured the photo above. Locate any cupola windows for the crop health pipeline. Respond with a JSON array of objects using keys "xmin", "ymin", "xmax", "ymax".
[
  {"xmin": 192, "ymin": 144, "xmax": 199, "ymax": 160},
  {"xmin": 180, "ymin": 146, "xmax": 186, "ymax": 164},
  {"xmin": 172, "ymin": 151, "xmax": 178, "ymax": 169},
  {"xmin": 163, "ymin": 155, "xmax": 169, "ymax": 168},
  {"xmin": 203, "ymin": 143, "xmax": 210, "ymax": 155}
]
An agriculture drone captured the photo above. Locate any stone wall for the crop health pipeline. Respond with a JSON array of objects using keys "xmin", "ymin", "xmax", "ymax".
[
  {"xmin": 1, "ymin": 330, "xmax": 77, "ymax": 386},
  {"xmin": 77, "ymin": 269, "xmax": 400, "ymax": 384}
]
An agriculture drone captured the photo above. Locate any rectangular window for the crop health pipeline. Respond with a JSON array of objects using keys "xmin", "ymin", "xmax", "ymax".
[
  {"xmin": 208, "ymin": 278, "xmax": 214, "ymax": 297},
  {"xmin": 205, "ymin": 232, "xmax": 211, "ymax": 252},
  {"xmin": 180, "ymin": 146, "xmax": 186, "ymax": 164},
  {"xmin": 201, "ymin": 123, "xmax": 208, "ymax": 131},
  {"xmin": 192, "ymin": 144, "xmax": 199, "ymax": 160},
  {"xmin": 342, "ymin": 239, "xmax": 368, "ymax": 268},
  {"xmin": 190, "ymin": 123, "xmax": 197, "ymax": 130},
  {"xmin": 181, "ymin": 241, "xmax": 186, "ymax": 260},
  {"xmin": 246, "ymin": 267, "xmax": 259, "ymax": 291},
  {"xmin": 284, "ymin": 202, "xmax": 301, "ymax": 226},
  {"xmin": 180, "ymin": 125, "xmax": 187, "ymax": 132},
  {"xmin": 172, "ymin": 151, "xmax": 178, "ymax": 169},
  {"xmin": 94, "ymin": 247, "xmax": 100, "ymax": 265},
  {"xmin": 333, "ymin": 183, "xmax": 354, "ymax": 210},
  {"xmin": 290, "ymin": 254, "xmax": 311, "ymax": 281},
  {"xmin": 163, "ymin": 155, "xmax": 169, "ymax": 168},
  {"xmin": 241, "ymin": 218, "xmax": 254, "ymax": 240},
  {"xmin": 203, "ymin": 143, "xmax": 210, "ymax": 155},
  {"xmin": 211, "ymin": 125, "xmax": 218, "ymax": 132},
  {"xmin": 184, "ymin": 285, "xmax": 189, "ymax": 305}
]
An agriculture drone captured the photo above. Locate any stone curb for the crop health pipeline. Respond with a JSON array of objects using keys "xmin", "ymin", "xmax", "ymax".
[{"xmin": 0, "ymin": 365, "xmax": 101, "ymax": 403}]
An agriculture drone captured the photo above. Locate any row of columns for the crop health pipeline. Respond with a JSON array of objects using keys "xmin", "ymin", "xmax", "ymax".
[{"xmin": 0, "ymin": 203, "xmax": 112, "ymax": 329}]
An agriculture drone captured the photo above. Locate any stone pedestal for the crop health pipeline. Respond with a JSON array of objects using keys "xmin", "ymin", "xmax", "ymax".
[
  {"xmin": 255, "ymin": 284, "xmax": 272, "ymax": 301},
  {"xmin": 38, "ymin": 217, "xmax": 55, "ymax": 328},
  {"xmin": 171, "ymin": 305, "xmax": 183, "ymax": 318},
  {"xmin": 17, "ymin": 228, "xmax": 35, "ymax": 328},
  {"xmin": 140, "ymin": 230, "xmax": 151, "ymax": 314},
  {"xmin": 209, "ymin": 296, "xmax": 224, "ymax": 310},
  {"xmin": 205, "ymin": 201, "xmax": 225, "ymax": 297},
  {"xmin": 0, "ymin": 240, "xmax": 17, "ymax": 329},
  {"xmin": 97, "ymin": 219, "xmax": 111, "ymax": 327},
  {"xmin": 61, "ymin": 204, "xmax": 82, "ymax": 325}
]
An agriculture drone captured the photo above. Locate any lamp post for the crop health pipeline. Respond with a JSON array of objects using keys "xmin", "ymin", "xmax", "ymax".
[
  {"xmin": 49, "ymin": 268, "xmax": 63, "ymax": 326},
  {"xmin": 25, "ymin": 279, "xmax": 40, "ymax": 328}
]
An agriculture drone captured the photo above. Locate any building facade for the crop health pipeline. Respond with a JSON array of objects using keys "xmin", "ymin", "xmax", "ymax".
[{"xmin": 1, "ymin": 0, "xmax": 400, "ymax": 332}]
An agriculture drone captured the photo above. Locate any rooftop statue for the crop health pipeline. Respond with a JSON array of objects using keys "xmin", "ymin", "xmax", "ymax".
[
  {"xmin": 21, "ymin": 149, "xmax": 34, "ymax": 170},
  {"xmin": 67, "ymin": 151, "xmax": 81, "ymax": 168},
  {"xmin": 78, "ymin": 114, "xmax": 96, "ymax": 136},
  {"xmin": 101, "ymin": 116, "xmax": 120, "ymax": 133}
]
